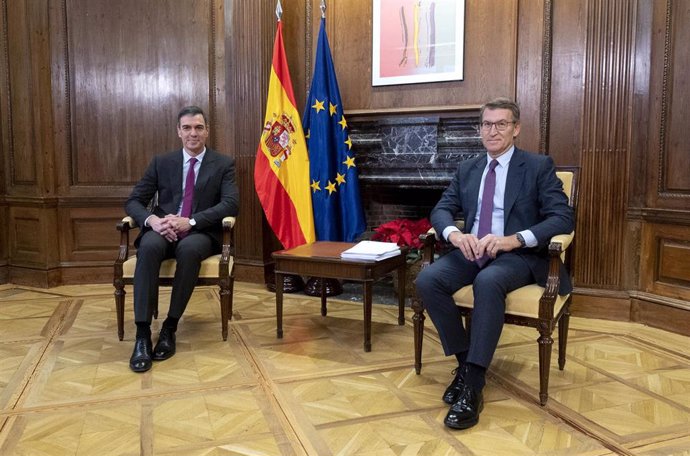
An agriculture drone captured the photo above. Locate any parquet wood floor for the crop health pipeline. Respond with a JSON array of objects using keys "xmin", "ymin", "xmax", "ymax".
[{"xmin": 0, "ymin": 282, "xmax": 689, "ymax": 455}]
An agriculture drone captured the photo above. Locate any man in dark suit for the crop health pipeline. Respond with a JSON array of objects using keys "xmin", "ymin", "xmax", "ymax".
[
  {"xmin": 415, "ymin": 98, "xmax": 574, "ymax": 429},
  {"xmin": 125, "ymin": 106, "xmax": 239, "ymax": 373}
]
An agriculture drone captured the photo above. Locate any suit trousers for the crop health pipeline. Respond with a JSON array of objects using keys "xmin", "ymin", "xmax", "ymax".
[
  {"xmin": 133, "ymin": 230, "xmax": 215, "ymax": 324},
  {"xmin": 415, "ymin": 249, "xmax": 534, "ymax": 368}
]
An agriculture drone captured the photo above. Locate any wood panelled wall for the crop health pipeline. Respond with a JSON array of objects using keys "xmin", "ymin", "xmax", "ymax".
[
  {"xmin": 631, "ymin": 0, "xmax": 690, "ymax": 330},
  {"xmin": 1, "ymin": 0, "xmax": 688, "ymax": 333}
]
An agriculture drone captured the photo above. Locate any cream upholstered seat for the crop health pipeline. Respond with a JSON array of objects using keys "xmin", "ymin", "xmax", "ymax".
[
  {"xmin": 113, "ymin": 216, "xmax": 236, "ymax": 341},
  {"xmin": 411, "ymin": 168, "xmax": 578, "ymax": 406}
]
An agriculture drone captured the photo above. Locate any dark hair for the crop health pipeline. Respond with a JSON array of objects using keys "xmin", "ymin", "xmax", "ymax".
[
  {"xmin": 177, "ymin": 106, "xmax": 208, "ymax": 126},
  {"xmin": 480, "ymin": 98, "xmax": 520, "ymax": 123}
]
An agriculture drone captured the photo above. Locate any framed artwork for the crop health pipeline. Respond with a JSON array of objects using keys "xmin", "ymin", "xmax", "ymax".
[{"xmin": 372, "ymin": 0, "xmax": 465, "ymax": 86}]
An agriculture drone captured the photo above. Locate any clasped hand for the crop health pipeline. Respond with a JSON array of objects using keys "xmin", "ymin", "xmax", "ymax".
[
  {"xmin": 149, "ymin": 214, "xmax": 192, "ymax": 242},
  {"xmin": 448, "ymin": 232, "xmax": 520, "ymax": 262}
]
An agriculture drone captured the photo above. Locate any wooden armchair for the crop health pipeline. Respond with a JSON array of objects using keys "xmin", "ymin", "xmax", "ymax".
[
  {"xmin": 411, "ymin": 168, "xmax": 578, "ymax": 405},
  {"xmin": 113, "ymin": 216, "xmax": 236, "ymax": 341}
]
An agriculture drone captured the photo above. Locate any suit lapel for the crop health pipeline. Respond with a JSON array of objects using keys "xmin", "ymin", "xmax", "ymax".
[
  {"xmin": 171, "ymin": 151, "xmax": 184, "ymax": 209},
  {"xmin": 504, "ymin": 149, "xmax": 526, "ymax": 223},
  {"xmin": 193, "ymin": 148, "xmax": 215, "ymax": 212},
  {"xmin": 464, "ymin": 157, "xmax": 486, "ymax": 233}
]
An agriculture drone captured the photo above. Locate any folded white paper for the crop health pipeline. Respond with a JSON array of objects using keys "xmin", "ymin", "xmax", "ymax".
[{"xmin": 340, "ymin": 241, "xmax": 401, "ymax": 261}]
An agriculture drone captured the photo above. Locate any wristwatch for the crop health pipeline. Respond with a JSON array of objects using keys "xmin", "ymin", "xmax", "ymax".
[
  {"xmin": 189, "ymin": 218, "xmax": 197, "ymax": 227},
  {"xmin": 515, "ymin": 232, "xmax": 526, "ymax": 248}
]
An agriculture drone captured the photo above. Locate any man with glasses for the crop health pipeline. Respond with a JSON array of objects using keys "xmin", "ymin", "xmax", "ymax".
[{"xmin": 415, "ymin": 98, "xmax": 574, "ymax": 429}]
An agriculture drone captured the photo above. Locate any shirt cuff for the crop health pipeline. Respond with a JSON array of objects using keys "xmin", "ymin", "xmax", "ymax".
[
  {"xmin": 144, "ymin": 215, "xmax": 154, "ymax": 228},
  {"xmin": 442, "ymin": 226, "xmax": 461, "ymax": 242}
]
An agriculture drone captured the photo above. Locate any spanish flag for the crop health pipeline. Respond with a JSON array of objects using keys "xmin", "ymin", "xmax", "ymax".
[{"xmin": 254, "ymin": 19, "xmax": 315, "ymax": 249}]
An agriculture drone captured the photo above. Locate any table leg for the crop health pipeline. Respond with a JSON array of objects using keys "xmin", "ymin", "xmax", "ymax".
[
  {"xmin": 363, "ymin": 280, "xmax": 372, "ymax": 352},
  {"xmin": 397, "ymin": 263, "xmax": 406, "ymax": 325},
  {"xmin": 276, "ymin": 272, "xmax": 284, "ymax": 338},
  {"xmin": 320, "ymin": 277, "xmax": 327, "ymax": 316}
]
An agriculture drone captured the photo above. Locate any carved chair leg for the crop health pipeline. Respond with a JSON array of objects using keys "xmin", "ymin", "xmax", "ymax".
[
  {"xmin": 114, "ymin": 281, "xmax": 125, "ymax": 341},
  {"xmin": 411, "ymin": 298, "xmax": 425, "ymax": 374},
  {"xmin": 219, "ymin": 279, "xmax": 230, "ymax": 341},
  {"xmin": 227, "ymin": 276, "xmax": 235, "ymax": 321},
  {"xmin": 537, "ymin": 329, "xmax": 554, "ymax": 406},
  {"xmin": 558, "ymin": 302, "xmax": 571, "ymax": 371}
]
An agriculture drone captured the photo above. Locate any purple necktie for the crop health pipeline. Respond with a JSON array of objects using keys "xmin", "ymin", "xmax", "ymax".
[
  {"xmin": 178, "ymin": 157, "xmax": 197, "ymax": 239},
  {"xmin": 476, "ymin": 159, "xmax": 498, "ymax": 267}
]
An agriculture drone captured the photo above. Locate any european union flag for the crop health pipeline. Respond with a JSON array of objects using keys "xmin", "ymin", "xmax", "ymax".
[{"xmin": 303, "ymin": 18, "xmax": 366, "ymax": 242}]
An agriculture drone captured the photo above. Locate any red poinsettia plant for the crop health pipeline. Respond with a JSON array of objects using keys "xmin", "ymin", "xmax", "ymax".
[{"xmin": 371, "ymin": 218, "xmax": 432, "ymax": 260}]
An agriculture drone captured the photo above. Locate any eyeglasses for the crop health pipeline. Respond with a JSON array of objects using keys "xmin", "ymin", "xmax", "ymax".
[{"xmin": 479, "ymin": 120, "xmax": 516, "ymax": 132}]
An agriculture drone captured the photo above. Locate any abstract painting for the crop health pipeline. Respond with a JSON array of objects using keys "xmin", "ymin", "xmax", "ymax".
[{"xmin": 372, "ymin": 0, "xmax": 465, "ymax": 86}]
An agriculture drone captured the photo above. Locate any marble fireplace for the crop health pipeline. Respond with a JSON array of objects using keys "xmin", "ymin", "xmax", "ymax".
[{"xmin": 349, "ymin": 111, "xmax": 483, "ymax": 234}]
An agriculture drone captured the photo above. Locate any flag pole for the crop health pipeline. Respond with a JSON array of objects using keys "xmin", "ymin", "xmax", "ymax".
[{"xmin": 320, "ymin": 0, "xmax": 326, "ymax": 18}]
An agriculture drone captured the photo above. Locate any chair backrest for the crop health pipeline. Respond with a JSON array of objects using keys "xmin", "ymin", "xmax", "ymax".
[
  {"xmin": 555, "ymin": 166, "xmax": 579, "ymax": 210},
  {"xmin": 555, "ymin": 166, "xmax": 579, "ymax": 270},
  {"xmin": 146, "ymin": 192, "xmax": 159, "ymax": 212}
]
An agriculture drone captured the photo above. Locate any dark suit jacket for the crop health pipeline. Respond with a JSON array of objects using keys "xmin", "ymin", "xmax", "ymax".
[
  {"xmin": 430, "ymin": 148, "xmax": 574, "ymax": 294},
  {"xmin": 125, "ymin": 148, "xmax": 240, "ymax": 249}
]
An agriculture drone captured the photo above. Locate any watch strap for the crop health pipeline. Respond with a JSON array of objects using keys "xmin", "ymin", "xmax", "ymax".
[{"xmin": 516, "ymin": 232, "xmax": 526, "ymax": 247}]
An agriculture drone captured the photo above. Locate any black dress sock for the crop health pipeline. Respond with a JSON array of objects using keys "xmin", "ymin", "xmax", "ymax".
[
  {"xmin": 162, "ymin": 316, "xmax": 179, "ymax": 332},
  {"xmin": 464, "ymin": 362, "xmax": 487, "ymax": 391},
  {"xmin": 454, "ymin": 350, "xmax": 468, "ymax": 368},
  {"xmin": 135, "ymin": 322, "xmax": 152, "ymax": 339}
]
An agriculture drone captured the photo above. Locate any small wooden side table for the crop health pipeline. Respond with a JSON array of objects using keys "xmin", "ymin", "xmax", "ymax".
[{"xmin": 272, "ymin": 241, "xmax": 408, "ymax": 352}]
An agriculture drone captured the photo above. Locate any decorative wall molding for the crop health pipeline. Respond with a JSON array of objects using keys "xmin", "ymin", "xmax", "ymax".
[
  {"xmin": 627, "ymin": 206, "xmax": 690, "ymax": 225},
  {"xmin": 630, "ymin": 290, "xmax": 690, "ymax": 312},
  {"xmin": 0, "ymin": 0, "xmax": 14, "ymax": 189},
  {"xmin": 208, "ymin": 0, "xmax": 220, "ymax": 151},
  {"xmin": 539, "ymin": 0, "xmax": 553, "ymax": 153},
  {"xmin": 657, "ymin": 0, "xmax": 690, "ymax": 199},
  {"xmin": 59, "ymin": 0, "xmax": 74, "ymax": 186}
]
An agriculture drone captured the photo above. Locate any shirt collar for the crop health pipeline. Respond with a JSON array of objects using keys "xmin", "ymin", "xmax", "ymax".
[
  {"xmin": 487, "ymin": 146, "xmax": 514, "ymax": 168},
  {"xmin": 183, "ymin": 147, "xmax": 206, "ymax": 163}
]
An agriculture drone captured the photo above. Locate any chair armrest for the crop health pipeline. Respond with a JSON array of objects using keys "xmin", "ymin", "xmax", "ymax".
[
  {"xmin": 222, "ymin": 216, "xmax": 236, "ymax": 230},
  {"xmin": 117, "ymin": 216, "xmax": 137, "ymax": 231},
  {"xmin": 549, "ymin": 231, "xmax": 574, "ymax": 252},
  {"xmin": 221, "ymin": 216, "xmax": 236, "ymax": 246},
  {"xmin": 418, "ymin": 219, "xmax": 463, "ymax": 266},
  {"xmin": 419, "ymin": 229, "xmax": 437, "ymax": 266},
  {"xmin": 115, "ymin": 217, "xmax": 135, "ymax": 267},
  {"xmin": 219, "ymin": 216, "xmax": 236, "ymax": 277},
  {"xmin": 539, "ymin": 231, "xmax": 575, "ymax": 320}
]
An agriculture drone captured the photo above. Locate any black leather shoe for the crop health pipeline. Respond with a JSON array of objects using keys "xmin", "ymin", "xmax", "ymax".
[
  {"xmin": 443, "ymin": 365, "xmax": 468, "ymax": 404},
  {"xmin": 129, "ymin": 337, "xmax": 153, "ymax": 373},
  {"xmin": 444, "ymin": 385, "xmax": 484, "ymax": 430},
  {"xmin": 152, "ymin": 329, "xmax": 176, "ymax": 361}
]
